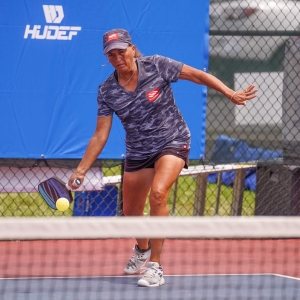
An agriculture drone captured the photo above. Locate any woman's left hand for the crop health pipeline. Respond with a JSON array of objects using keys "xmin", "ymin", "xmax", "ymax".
[{"xmin": 230, "ymin": 84, "xmax": 258, "ymax": 106}]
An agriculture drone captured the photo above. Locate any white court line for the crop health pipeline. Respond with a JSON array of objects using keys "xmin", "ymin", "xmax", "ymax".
[
  {"xmin": 273, "ymin": 273, "xmax": 300, "ymax": 281},
  {"xmin": 1, "ymin": 273, "xmax": 299, "ymax": 280}
]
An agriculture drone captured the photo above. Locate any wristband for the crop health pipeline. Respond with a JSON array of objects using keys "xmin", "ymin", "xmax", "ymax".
[{"xmin": 230, "ymin": 91, "xmax": 237, "ymax": 102}]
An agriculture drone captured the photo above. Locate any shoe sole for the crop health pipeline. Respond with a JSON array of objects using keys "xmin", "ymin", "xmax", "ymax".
[{"xmin": 137, "ymin": 277, "xmax": 165, "ymax": 287}]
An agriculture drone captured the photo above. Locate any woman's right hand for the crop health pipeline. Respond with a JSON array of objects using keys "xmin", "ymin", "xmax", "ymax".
[{"xmin": 68, "ymin": 172, "xmax": 84, "ymax": 190}]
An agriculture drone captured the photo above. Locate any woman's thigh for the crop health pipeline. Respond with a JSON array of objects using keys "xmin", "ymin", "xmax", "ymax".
[
  {"xmin": 150, "ymin": 155, "xmax": 185, "ymax": 205},
  {"xmin": 153, "ymin": 154, "xmax": 185, "ymax": 187},
  {"xmin": 122, "ymin": 154, "xmax": 185, "ymax": 214},
  {"xmin": 122, "ymin": 168, "xmax": 155, "ymax": 216}
]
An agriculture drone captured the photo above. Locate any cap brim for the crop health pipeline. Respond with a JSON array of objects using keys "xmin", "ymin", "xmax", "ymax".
[{"xmin": 103, "ymin": 42, "xmax": 129, "ymax": 54}]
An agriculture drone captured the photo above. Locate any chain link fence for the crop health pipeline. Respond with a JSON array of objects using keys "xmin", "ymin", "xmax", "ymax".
[
  {"xmin": 207, "ymin": 0, "xmax": 300, "ymax": 216},
  {"xmin": 1, "ymin": 0, "xmax": 300, "ymax": 217}
]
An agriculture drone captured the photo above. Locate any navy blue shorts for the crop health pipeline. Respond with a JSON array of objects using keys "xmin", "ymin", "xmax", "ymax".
[{"xmin": 124, "ymin": 147, "xmax": 189, "ymax": 172}]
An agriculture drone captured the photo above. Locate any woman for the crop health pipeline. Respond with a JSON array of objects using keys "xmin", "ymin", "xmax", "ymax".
[{"xmin": 68, "ymin": 28, "xmax": 257, "ymax": 287}]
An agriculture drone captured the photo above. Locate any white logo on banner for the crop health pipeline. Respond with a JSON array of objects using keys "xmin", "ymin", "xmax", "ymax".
[
  {"xmin": 43, "ymin": 5, "xmax": 64, "ymax": 24},
  {"xmin": 24, "ymin": 5, "xmax": 81, "ymax": 40}
]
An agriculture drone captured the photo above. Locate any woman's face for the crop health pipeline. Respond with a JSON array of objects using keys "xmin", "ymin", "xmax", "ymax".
[{"xmin": 107, "ymin": 45, "xmax": 136, "ymax": 73}]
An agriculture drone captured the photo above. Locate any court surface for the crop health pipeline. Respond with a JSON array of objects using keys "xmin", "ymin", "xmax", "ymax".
[
  {"xmin": 1, "ymin": 237, "xmax": 300, "ymax": 299},
  {"xmin": 1, "ymin": 274, "xmax": 300, "ymax": 300}
]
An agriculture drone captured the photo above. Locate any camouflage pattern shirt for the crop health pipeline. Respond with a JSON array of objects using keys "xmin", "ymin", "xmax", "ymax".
[{"xmin": 97, "ymin": 55, "xmax": 191, "ymax": 160}]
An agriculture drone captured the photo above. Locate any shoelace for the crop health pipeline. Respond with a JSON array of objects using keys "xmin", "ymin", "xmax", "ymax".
[
  {"xmin": 127, "ymin": 250, "xmax": 145, "ymax": 268},
  {"xmin": 127, "ymin": 259, "xmax": 137, "ymax": 268},
  {"xmin": 140, "ymin": 266, "xmax": 159, "ymax": 278}
]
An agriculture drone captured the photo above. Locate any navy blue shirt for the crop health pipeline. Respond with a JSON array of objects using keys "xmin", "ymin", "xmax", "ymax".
[{"xmin": 97, "ymin": 55, "xmax": 191, "ymax": 159}]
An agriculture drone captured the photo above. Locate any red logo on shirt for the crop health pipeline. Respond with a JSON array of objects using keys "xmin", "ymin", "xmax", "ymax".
[
  {"xmin": 146, "ymin": 88, "xmax": 160, "ymax": 102},
  {"xmin": 108, "ymin": 33, "xmax": 118, "ymax": 42},
  {"xmin": 182, "ymin": 144, "xmax": 188, "ymax": 150}
]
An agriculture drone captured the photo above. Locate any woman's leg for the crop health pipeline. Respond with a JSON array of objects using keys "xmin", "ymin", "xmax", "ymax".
[
  {"xmin": 122, "ymin": 167, "xmax": 155, "ymax": 249},
  {"xmin": 149, "ymin": 154, "xmax": 185, "ymax": 264},
  {"xmin": 122, "ymin": 154, "xmax": 184, "ymax": 263}
]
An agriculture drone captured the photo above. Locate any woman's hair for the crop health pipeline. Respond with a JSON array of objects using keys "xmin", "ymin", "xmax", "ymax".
[{"xmin": 132, "ymin": 45, "xmax": 143, "ymax": 58}]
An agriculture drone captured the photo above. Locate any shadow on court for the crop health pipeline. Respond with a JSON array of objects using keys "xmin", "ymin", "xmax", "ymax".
[{"xmin": 1, "ymin": 274, "xmax": 300, "ymax": 300}]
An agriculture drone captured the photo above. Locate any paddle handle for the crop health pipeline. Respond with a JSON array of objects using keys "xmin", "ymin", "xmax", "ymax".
[{"xmin": 66, "ymin": 178, "xmax": 81, "ymax": 190}]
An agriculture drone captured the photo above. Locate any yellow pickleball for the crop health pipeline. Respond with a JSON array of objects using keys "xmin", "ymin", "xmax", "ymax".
[{"xmin": 56, "ymin": 197, "xmax": 70, "ymax": 211}]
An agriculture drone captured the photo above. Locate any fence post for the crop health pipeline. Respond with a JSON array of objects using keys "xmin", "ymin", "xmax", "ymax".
[
  {"xmin": 231, "ymin": 169, "xmax": 246, "ymax": 216},
  {"xmin": 193, "ymin": 173, "xmax": 208, "ymax": 216}
]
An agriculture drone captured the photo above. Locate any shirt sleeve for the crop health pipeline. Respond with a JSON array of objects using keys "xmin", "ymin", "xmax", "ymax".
[
  {"xmin": 97, "ymin": 85, "xmax": 114, "ymax": 117},
  {"xmin": 152, "ymin": 55, "xmax": 183, "ymax": 83}
]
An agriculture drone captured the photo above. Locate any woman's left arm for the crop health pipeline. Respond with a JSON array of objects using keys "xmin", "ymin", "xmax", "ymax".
[{"xmin": 179, "ymin": 64, "xmax": 257, "ymax": 106}]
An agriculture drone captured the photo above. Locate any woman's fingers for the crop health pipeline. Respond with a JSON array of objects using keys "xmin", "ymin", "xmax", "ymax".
[{"xmin": 230, "ymin": 84, "xmax": 258, "ymax": 106}]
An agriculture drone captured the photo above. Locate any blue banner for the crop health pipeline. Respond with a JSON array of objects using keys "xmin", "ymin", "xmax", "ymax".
[{"xmin": 0, "ymin": 0, "xmax": 209, "ymax": 160}]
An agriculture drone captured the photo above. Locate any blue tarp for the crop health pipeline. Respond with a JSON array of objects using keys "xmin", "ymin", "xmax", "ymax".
[
  {"xmin": 208, "ymin": 168, "xmax": 257, "ymax": 192},
  {"xmin": 208, "ymin": 135, "xmax": 283, "ymax": 192},
  {"xmin": 210, "ymin": 135, "xmax": 283, "ymax": 164}
]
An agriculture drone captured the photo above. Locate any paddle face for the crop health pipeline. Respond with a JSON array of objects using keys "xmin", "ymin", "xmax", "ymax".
[{"xmin": 38, "ymin": 176, "xmax": 73, "ymax": 210}]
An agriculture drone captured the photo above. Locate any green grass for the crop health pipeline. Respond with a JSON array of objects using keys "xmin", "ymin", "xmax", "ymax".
[
  {"xmin": 0, "ymin": 192, "xmax": 74, "ymax": 217},
  {"xmin": 0, "ymin": 168, "xmax": 256, "ymax": 217},
  {"xmin": 144, "ymin": 176, "xmax": 256, "ymax": 216}
]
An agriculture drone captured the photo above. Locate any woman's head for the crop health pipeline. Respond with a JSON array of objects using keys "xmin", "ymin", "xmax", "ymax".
[
  {"xmin": 103, "ymin": 28, "xmax": 142, "ymax": 72},
  {"xmin": 103, "ymin": 28, "xmax": 142, "ymax": 58}
]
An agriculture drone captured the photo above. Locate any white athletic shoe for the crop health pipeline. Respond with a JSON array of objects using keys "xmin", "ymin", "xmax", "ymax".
[
  {"xmin": 124, "ymin": 245, "xmax": 151, "ymax": 275},
  {"xmin": 137, "ymin": 262, "xmax": 165, "ymax": 287}
]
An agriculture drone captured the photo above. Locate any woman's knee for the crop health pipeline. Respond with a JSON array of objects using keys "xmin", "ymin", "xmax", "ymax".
[{"xmin": 150, "ymin": 188, "xmax": 168, "ymax": 207}]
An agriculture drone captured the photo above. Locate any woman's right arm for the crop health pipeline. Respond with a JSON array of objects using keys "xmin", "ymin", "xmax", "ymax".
[{"xmin": 68, "ymin": 115, "xmax": 113, "ymax": 188}]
